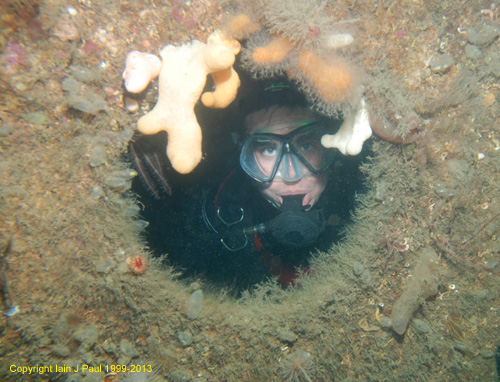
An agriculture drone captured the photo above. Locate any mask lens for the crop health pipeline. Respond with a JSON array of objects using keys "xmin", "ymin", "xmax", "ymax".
[
  {"xmin": 240, "ymin": 123, "xmax": 336, "ymax": 183},
  {"xmin": 275, "ymin": 152, "xmax": 306, "ymax": 182},
  {"xmin": 292, "ymin": 128, "xmax": 325, "ymax": 169},
  {"xmin": 240, "ymin": 136, "xmax": 283, "ymax": 182},
  {"xmin": 291, "ymin": 124, "xmax": 336, "ymax": 173}
]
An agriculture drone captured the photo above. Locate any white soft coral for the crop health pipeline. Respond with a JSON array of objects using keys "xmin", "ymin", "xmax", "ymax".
[
  {"xmin": 124, "ymin": 32, "xmax": 241, "ymax": 174},
  {"xmin": 321, "ymin": 97, "xmax": 372, "ymax": 155},
  {"xmin": 122, "ymin": 51, "xmax": 161, "ymax": 93}
]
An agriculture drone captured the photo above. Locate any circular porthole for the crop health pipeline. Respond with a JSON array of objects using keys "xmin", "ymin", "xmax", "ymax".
[{"xmin": 2, "ymin": 1, "xmax": 499, "ymax": 381}]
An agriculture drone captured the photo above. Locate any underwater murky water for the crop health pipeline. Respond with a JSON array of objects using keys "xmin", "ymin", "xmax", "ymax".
[{"xmin": 1, "ymin": 1, "xmax": 500, "ymax": 381}]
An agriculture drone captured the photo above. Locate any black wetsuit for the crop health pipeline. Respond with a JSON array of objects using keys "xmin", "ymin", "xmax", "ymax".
[{"xmin": 198, "ymin": 168, "xmax": 345, "ymax": 286}]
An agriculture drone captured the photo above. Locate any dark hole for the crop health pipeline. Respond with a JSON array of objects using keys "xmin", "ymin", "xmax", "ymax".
[{"xmin": 128, "ymin": 59, "xmax": 370, "ymax": 294}]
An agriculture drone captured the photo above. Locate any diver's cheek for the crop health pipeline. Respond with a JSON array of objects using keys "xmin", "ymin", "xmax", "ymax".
[
  {"xmin": 260, "ymin": 188, "xmax": 283, "ymax": 208},
  {"xmin": 302, "ymin": 176, "xmax": 327, "ymax": 208},
  {"xmin": 256, "ymin": 173, "xmax": 328, "ymax": 209},
  {"xmin": 302, "ymin": 193, "xmax": 311, "ymax": 207}
]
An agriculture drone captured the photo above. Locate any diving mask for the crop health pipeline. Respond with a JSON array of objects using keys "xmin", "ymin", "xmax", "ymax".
[{"xmin": 240, "ymin": 122, "xmax": 335, "ymax": 183}]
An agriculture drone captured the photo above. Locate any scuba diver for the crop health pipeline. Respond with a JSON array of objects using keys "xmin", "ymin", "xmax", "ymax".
[
  {"xmin": 201, "ymin": 104, "xmax": 340, "ymax": 286},
  {"xmin": 129, "ymin": 80, "xmax": 365, "ymax": 290}
]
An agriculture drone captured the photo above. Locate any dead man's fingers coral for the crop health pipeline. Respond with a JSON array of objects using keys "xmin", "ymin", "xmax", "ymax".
[
  {"xmin": 136, "ymin": 32, "xmax": 240, "ymax": 174},
  {"xmin": 202, "ymin": 32, "xmax": 242, "ymax": 108},
  {"xmin": 201, "ymin": 31, "xmax": 240, "ymax": 73},
  {"xmin": 139, "ymin": 105, "xmax": 202, "ymax": 176},
  {"xmin": 321, "ymin": 97, "xmax": 372, "ymax": 155},
  {"xmin": 208, "ymin": 30, "xmax": 242, "ymax": 56},
  {"xmin": 202, "ymin": 31, "xmax": 241, "ymax": 73},
  {"xmin": 202, "ymin": 67, "xmax": 241, "ymax": 108},
  {"xmin": 122, "ymin": 51, "xmax": 161, "ymax": 93}
]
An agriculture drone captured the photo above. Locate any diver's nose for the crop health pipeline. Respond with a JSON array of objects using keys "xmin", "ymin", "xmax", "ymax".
[
  {"xmin": 284, "ymin": 155, "xmax": 298, "ymax": 180},
  {"xmin": 278, "ymin": 153, "xmax": 302, "ymax": 182}
]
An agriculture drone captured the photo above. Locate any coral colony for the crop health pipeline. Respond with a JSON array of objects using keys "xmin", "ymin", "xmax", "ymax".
[
  {"xmin": 122, "ymin": 0, "xmax": 374, "ymax": 174},
  {"xmin": 123, "ymin": 31, "xmax": 241, "ymax": 174}
]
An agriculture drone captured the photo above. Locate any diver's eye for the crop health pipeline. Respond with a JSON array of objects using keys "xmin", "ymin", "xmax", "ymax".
[
  {"xmin": 254, "ymin": 141, "xmax": 278, "ymax": 157},
  {"xmin": 263, "ymin": 146, "xmax": 277, "ymax": 156},
  {"xmin": 301, "ymin": 142, "xmax": 313, "ymax": 151},
  {"xmin": 299, "ymin": 140, "xmax": 321, "ymax": 153}
]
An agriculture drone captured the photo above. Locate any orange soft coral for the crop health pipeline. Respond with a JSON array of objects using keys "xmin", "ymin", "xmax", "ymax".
[
  {"xmin": 253, "ymin": 35, "xmax": 294, "ymax": 64},
  {"xmin": 298, "ymin": 50, "xmax": 353, "ymax": 103},
  {"xmin": 228, "ymin": 13, "xmax": 260, "ymax": 39},
  {"xmin": 201, "ymin": 31, "xmax": 241, "ymax": 109},
  {"xmin": 201, "ymin": 67, "xmax": 241, "ymax": 108}
]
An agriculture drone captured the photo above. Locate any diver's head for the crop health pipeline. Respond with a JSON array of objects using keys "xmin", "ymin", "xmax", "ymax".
[{"xmin": 240, "ymin": 105, "xmax": 335, "ymax": 210}]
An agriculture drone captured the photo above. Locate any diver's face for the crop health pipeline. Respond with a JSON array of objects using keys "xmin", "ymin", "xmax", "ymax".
[
  {"xmin": 252, "ymin": 125, "xmax": 328, "ymax": 210},
  {"xmin": 242, "ymin": 106, "xmax": 332, "ymax": 209}
]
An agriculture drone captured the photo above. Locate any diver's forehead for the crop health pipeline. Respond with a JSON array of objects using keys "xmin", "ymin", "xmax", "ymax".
[
  {"xmin": 245, "ymin": 105, "xmax": 320, "ymax": 134},
  {"xmin": 252, "ymin": 122, "xmax": 302, "ymax": 135}
]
